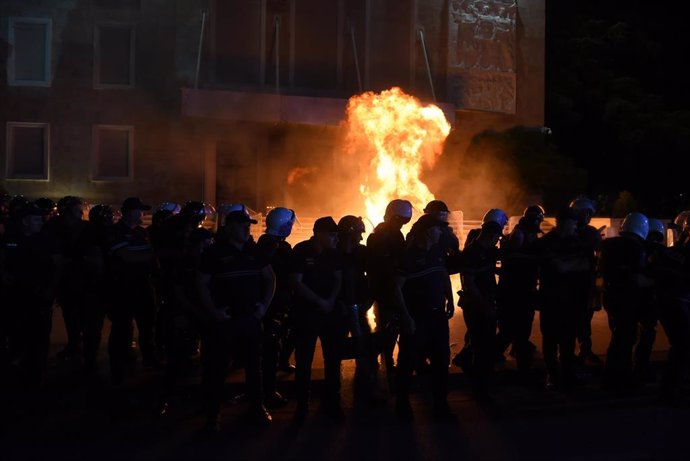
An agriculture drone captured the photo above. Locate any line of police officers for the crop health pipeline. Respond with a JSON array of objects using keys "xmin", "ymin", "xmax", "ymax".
[{"xmin": 2, "ymin": 192, "xmax": 690, "ymax": 432}]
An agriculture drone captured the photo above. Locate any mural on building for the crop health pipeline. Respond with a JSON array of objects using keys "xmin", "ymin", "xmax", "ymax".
[{"xmin": 448, "ymin": 0, "xmax": 517, "ymax": 113}]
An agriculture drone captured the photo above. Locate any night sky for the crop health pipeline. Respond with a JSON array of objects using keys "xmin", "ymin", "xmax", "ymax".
[{"xmin": 545, "ymin": 1, "xmax": 690, "ymax": 216}]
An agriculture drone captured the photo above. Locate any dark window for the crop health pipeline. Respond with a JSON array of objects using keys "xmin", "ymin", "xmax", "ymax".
[
  {"xmin": 95, "ymin": 25, "xmax": 134, "ymax": 87},
  {"xmin": 6, "ymin": 123, "xmax": 49, "ymax": 180},
  {"xmin": 93, "ymin": 126, "xmax": 132, "ymax": 180},
  {"xmin": 9, "ymin": 18, "xmax": 51, "ymax": 85}
]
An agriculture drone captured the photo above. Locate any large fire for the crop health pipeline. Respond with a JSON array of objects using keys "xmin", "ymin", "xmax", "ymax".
[{"xmin": 343, "ymin": 87, "xmax": 451, "ymax": 226}]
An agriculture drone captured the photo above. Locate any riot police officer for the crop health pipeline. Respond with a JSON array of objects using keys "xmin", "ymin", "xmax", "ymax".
[
  {"xmin": 197, "ymin": 206, "xmax": 275, "ymax": 432},
  {"xmin": 336, "ymin": 215, "xmax": 376, "ymax": 402},
  {"xmin": 256, "ymin": 206, "xmax": 296, "ymax": 408},
  {"xmin": 106, "ymin": 197, "xmax": 157, "ymax": 384},
  {"xmin": 536, "ymin": 207, "xmax": 592, "ymax": 390},
  {"xmin": 394, "ymin": 214, "xmax": 455, "ymax": 420},
  {"xmin": 366, "ymin": 199, "xmax": 412, "ymax": 390},
  {"xmin": 457, "ymin": 215, "xmax": 504, "ymax": 402},
  {"xmin": 600, "ymin": 212, "xmax": 652, "ymax": 390},
  {"xmin": 569, "ymin": 197, "xmax": 603, "ymax": 365},
  {"xmin": 1, "ymin": 202, "xmax": 60, "ymax": 386},
  {"xmin": 291, "ymin": 216, "xmax": 344, "ymax": 422},
  {"xmin": 496, "ymin": 205, "xmax": 544, "ymax": 371}
]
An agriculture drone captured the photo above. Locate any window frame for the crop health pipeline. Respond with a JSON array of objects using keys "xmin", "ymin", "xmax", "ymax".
[
  {"xmin": 5, "ymin": 122, "xmax": 51, "ymax": 181},
  {"xmin": 7, "ymin": 17, "xmax": 53, "ymax": 87},
  {"xmin": 91, "ymin": 124, "xmax": 134, "ymax": 182},
  {"xmin": 93, "ymin": 23, "xmax": 136, "ymax": 89}
]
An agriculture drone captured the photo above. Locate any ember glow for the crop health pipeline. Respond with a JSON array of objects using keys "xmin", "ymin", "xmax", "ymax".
[{"xmin": 343, "ymin": 87, "xmax": 451, "ymax": 226}]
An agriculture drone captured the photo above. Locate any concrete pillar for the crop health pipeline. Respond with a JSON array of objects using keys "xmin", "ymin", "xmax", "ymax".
[{"xmin": 202, "ymin": 134, "xmax": 217, "ymax": 205}]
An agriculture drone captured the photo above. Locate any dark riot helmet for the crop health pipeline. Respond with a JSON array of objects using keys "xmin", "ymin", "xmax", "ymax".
[{"xmin": 337, "ymin": 215, "xmax": 366, "ymax": 235}]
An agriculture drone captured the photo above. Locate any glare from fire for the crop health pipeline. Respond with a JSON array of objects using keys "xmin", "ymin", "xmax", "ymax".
[{"xmin": 343, "ymin": 87, "xmax": 451, "ymax": 226}]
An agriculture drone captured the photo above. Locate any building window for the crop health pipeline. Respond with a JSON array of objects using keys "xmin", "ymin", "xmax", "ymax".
[
  {"xmin": 5, "ymin": 122, "xmax": 50, "ymax": 180},
  {"xmin": 94, "ymin": 24, "xmax": 135, "ymax": 88},
  {"xmin": 7, "ymin": 17, "xmax": 52, "ymax": 87},
  {"xmin": 92, "ymin": 125, "xmax": 133, "ymax": 180}
]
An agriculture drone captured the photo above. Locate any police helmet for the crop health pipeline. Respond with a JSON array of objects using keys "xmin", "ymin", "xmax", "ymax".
[
  {"xmin": 482, "ymin": 208, "xmax": 509, "ymax": 228},
  {"xmin": 337, "ymin": 215, "xmax": 366, "ymax": 235},
  {"xmin": 523, "ymin": 205, "xmax": 545, "ymax": 222},
  {"xmin": 181, "ymin": 200, "xmax": 215, "ymax": 223},
  {"xmin": 265, "ymin": 207, "xmax": 296, "ymax": 238},
  {"xmin": 384, "ymin": 199, "xmax": 413, "ymax": 221},
  {"xmin": 673, "ymin": 210, "xmax": 690, "ymax": 232},
  {"xmin": 647, "ymin": 218, "xmax": 666, "ymax": 241},
  {"xmin": 57, "ymin": 196, "xmax": 84, "ymax": 217},
  {"xmin": 423, "ymin": 200, "xmax": 450, "ymax": 214},
  {"xmin": 88, "ymin": 204, "xmax": 115, "ymax": 226},
  {"xmin": 217, "ymin": 203, "xmax": 251, "ymax": 227},
  {"xmin": 157, "ymin": 202, "xmax": 182, "ymax": 215},
  {"xmin": 9, "ymin": 195, "xmax": 30, "ymax": 219},
  {"xmin": 620, "ymin": 212, "xmax": 649, "ymax": 240},
  {"xmin": 35, "ymin": 197, "xmax": 57, "ymax": 216},
  {"xmin": 569, "ymin": 197, "xmax": 596, "ymax": 214}
]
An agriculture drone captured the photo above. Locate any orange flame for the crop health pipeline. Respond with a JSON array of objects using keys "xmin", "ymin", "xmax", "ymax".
[{"xmin": 343, "ymin": 87, "xmax": 451, "ymax": 226}]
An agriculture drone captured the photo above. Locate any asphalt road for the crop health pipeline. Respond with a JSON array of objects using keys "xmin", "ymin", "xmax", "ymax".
[{"xmin": 1, "ymin": 308, "xmax": 687, "ymax": 461}]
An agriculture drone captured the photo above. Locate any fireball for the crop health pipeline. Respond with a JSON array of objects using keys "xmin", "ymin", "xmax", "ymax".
[{"xmin": 343, "ymin": 87, "xmax": 451, "ymax": 226}]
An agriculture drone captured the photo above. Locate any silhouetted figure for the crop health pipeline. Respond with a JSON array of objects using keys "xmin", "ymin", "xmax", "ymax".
[
  {"xmin": 496, "ymin": 205, "xmax": 544, "ymax": 372},
  {"xmin": 256, "ymin": 207, "xmax": 296, "ymax": 409},
  {"xmin": 536, "ymin": 208, "xmax": 591, "ymax": 390},
  {"xmin": 458, "ymin": 218, "xmax": 503, "ymax": 402},
  {"xmin": 197, "ymin": 207, "xmax": 275, "ymax": 433},
  {"xmin": 600, "ymin": 212, "xmax": 653, "ymax": 390},
  {"xmin": 291, "ymin": 217, "xmax": 344, "ymax": 423},
  {"xmin": 106, "ymin": 197, "xmax": 157, "ymax": 385},
  {"xmin": 1, "ymin": 202, "xmax": 60, "ymax": 386},
  {"xmin": 394, "ymin": 214, "xmax": 456, "ymax": 421},
  {"xmin": 366, "ymin": 199, "xmax": 412, "ymax": 391}
]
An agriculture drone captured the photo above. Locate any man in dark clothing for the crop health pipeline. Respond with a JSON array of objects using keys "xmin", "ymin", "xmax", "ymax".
[
  {"xmin": 569, "ymin": 197, "xmax": 603, "ymax": 365},
  {"xmin": 106, "ymin": 197, "xmax": 157, "ymax": 384},
  {"xmin": 650, "ymin": 212, "xmax": 690, "ymax": 402},
  {"xmin": 1, "ymin": 202, "xmax": 61, "ymax": 386},
  {"xmin": 634, "ymin": 218, "xmax": 666, "ymax": 382},
  {"xmin": 457, "ymin": 220, "xmax": 503, "ymax": 402},
  {"xmin": 394, "ymin": 214, "xmax": 455, "ymax": 421},
  {"xmin": 256, "ymin": 206, "xmax": 296, "ymax": 409},
  {"xmin": 600, "ymin": 212, "xmax": 652, "ymax": 390},
  {"xmin": 78, "ymin": 204, "xmax": 117, "ymax": 373},
  {"xmin": 496, "ymin": 205, "xmax": 543, "ymax": 371},
  {"xmin": 46, "ymin": 196, "xmax": 89, "ymax": 360},
  {"xmin": 336, "ymin": 215, "xmax": 377, "ymax": 402},
  {"xmin": 366, "ymin": 199, "xmax": 412, "ymax": 390},
  {"xmin": 536, "ymin": 207, "xmax": 592, "ymax": 390},
  {"xmin": 197, "ymin": 207, "xmax": 275, "ymax": 432},
  {"xmin": 291, "ymin": 216, "xmax": 344, "ymax": 422}
]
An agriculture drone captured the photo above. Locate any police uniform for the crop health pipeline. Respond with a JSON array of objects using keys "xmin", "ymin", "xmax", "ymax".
[
  {"xmin": 106, "ymin": 207, "xmax": 157, "ymax": 383},
  {"xmin": 396, "ymin": 243, "xmax": 452, "ymax": 412},
  {"xmin": 600, "ymin": 233, "xmax": 649, "ymax": 388},
  {"xmin": 1, "ymin": 204, "xmax": 59, "ymax": 385},
  {"xmin": 256, "ymin": 233, "xmax": 293, "ymax": 406},
  {"xmin": 198, "ymin": 234, "xmax": 270, "ymax": 425},
  {"xmin": 536, "ymin": 221, "xmax": 591, "ymax": 387},
  {"xmin": 496, "ymin": 218, "xmax": 541, "ymax": 370},
  {"xmin": 651, "ymin": 240, "xmax": 690, "ymax": 400},
  {"xmin": 366, "ymin": 222, "xmax": 406, "ymax": 383},
  {"xmin": 291, "ymin": 232, "xmax": 344, "ymax": 416},
  {"xmin": 459, "ymin": 229, "xmax": 500, "ymax": 399}
]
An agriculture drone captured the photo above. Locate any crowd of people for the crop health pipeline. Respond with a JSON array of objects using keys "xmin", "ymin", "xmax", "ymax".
[{"xmin": 1, "ymin": 192, "xmax": 690, "ymax": 433}]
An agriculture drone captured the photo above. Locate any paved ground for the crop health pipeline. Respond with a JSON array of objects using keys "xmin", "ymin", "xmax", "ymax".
[{"xmin": 2, "ymin": 310, "xmax": 689, "ymax": 461}]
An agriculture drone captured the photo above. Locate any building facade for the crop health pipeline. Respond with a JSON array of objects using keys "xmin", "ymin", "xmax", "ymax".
[{"xmin": 1, "ymin": 0, "xmax": 544, "ymax": 213}]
